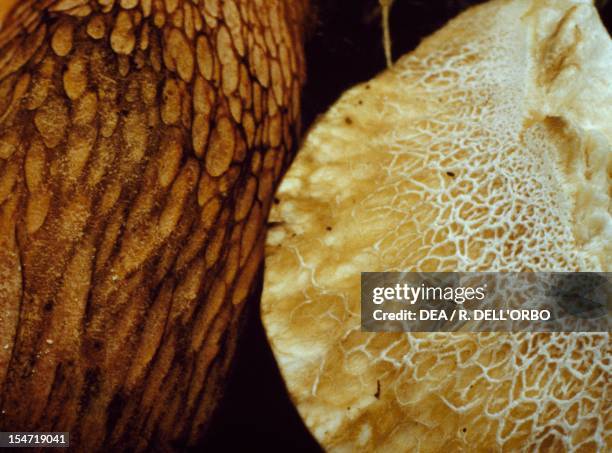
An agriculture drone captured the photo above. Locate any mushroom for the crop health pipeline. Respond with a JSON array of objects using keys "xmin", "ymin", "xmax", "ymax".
[
  {"xmin": 262, "ymin": 0, "xmax": 611, "ymax": 450},
  {"xmin": 0, "ymin": 0, "xmax": 307, "ymax": 449},
  {"xmin": 0, "ymin": 1, "xmax": 17, "ymax": 28}
]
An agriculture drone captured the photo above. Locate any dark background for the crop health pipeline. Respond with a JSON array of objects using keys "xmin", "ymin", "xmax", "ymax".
[{"xmin": 201, "ymin": 1, "xmax": 612, "ymax": 452}]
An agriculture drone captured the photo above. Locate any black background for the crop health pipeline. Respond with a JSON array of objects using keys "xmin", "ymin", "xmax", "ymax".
[{"xmin": 201, "ymin": 1, "xmax": 612, "ymax": 452}]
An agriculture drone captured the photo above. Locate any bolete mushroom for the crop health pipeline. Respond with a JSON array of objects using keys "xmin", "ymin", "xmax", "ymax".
[
  {"xmin": 262, "ymin": 0, "xmax": 611, "ymax": 450},
  {"xmin": 0, "ymin": 0, "xmax": 307, "ymax": 450}
]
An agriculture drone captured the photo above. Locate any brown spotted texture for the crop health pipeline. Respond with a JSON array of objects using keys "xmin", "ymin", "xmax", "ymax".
[{"xmin": 0, "ymin": 0, "xmax": 306, "ymax": 450}]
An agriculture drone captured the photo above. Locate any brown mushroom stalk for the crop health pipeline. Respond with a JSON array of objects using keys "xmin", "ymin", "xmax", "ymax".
[{"xmin": 0, "ymin": 0, "xmax": 307, "ymax": 450}]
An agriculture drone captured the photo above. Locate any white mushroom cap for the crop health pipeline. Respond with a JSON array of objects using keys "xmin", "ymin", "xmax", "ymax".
[{"xmin": 262, "ymin": 0, "xmax": 611, "ymax": 450}]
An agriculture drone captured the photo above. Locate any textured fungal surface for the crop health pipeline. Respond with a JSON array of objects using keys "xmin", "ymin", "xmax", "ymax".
[
  {"xmin": 262, "ymin": 0, "xmax": 611, "ymax": 451},
  {"xmin": 0, "ymin": 2, "xmax": 17, "ymax": 27},
  {"xmin": 0, "ymin": 0, "xmax": 306, "ymax": 450}
]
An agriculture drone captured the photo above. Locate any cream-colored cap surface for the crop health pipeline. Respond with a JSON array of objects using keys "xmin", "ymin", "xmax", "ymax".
[{"xmin": 262, "ymin": 0, "xmax": 611, "ymax": 450}]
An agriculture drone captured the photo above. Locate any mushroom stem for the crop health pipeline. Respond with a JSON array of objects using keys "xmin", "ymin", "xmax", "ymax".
[{"xmin": 380, "ymin": 0, "xmax": 394, "ymax": 67}]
